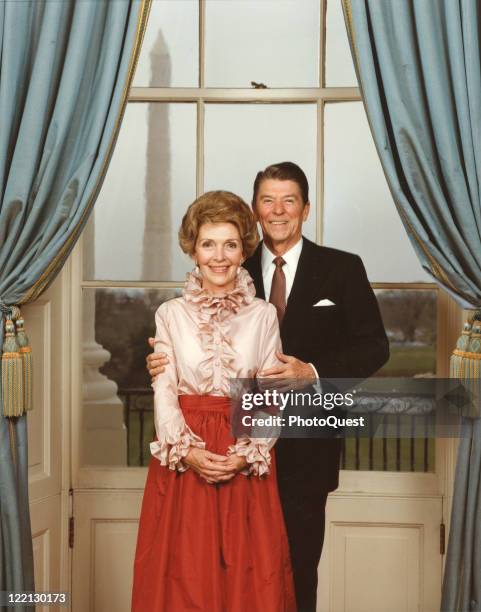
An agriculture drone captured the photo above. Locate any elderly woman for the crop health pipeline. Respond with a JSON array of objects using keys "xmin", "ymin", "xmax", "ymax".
[{"xmin": 131, "ymin": 191, "xmax": 296, "ymax": 612}]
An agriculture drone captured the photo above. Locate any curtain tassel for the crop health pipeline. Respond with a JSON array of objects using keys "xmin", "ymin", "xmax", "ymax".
[
  {"xmin": 450, "ymin": 311, "xmax": 481, "ymax": 417},
  {"xmin": 15, "ymin": 315, "xmax": 33, "ymax": 412},
  {"xmin": 2, "ymin": 316, "xmax": 24, "ymax": 417}
]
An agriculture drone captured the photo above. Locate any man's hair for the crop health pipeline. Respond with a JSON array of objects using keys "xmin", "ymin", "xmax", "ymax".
[
  {"xmin": 252, "ymin": 161, "xmax": 309, "ymax": 206},
  {"xmin": 179, "ymin": 190, "xmax": 259, "ymax": 258}
]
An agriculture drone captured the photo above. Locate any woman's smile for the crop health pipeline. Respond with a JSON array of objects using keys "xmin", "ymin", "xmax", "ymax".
[{"xmin": 194, "ymin": 222, "xmax": 244, "ymax": 294}]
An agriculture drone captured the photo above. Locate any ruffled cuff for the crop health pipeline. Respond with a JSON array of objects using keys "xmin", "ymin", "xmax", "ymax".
[
  {"xmin": 150, "ymin": 426, "xmax": 205, "ymax": 472},
  {"xmin": 227, "ymin": 438, "xmax": 271, "ymax": 477}
]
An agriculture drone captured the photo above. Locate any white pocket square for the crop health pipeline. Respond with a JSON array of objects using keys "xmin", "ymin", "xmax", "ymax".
[{"xmin": 313, "ymin": 298, "xmax": 336, "ymax": 307}]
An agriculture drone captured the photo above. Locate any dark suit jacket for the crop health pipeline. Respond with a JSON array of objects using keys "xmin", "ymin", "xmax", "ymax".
[{"xmin": 243, "ymin": 237, "xmax": 389, "ymax": 494}]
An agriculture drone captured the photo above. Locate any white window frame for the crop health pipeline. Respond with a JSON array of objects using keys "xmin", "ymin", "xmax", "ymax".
[{"xmin": 72, "ymin": 0, "xmax": 460, "ymax": 496}]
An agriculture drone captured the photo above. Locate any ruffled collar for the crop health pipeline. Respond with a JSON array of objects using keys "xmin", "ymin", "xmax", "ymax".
[{"xmin": 183, "ymin": 266, "xmax": 255, "ymax": 320}]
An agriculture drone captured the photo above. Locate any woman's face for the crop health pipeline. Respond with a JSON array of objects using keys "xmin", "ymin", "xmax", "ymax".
[{"xmin": 194, "ymin": 222, "xmax": 244, "ymax": 294}]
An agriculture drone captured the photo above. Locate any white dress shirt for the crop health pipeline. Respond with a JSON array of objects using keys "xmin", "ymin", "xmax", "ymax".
[
  {"xmin": 261, "ymin": 238, "xmax": 303, "ymax": 302},
  {"xmin": 260, "ymin": 238, "xmax": 319, "ymax": 380}
]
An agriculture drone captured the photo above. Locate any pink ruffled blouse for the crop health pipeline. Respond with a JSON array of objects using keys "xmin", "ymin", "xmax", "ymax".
[{"xmin": 150, "ymin": 267, "xmax": 282, "ymax": 476}]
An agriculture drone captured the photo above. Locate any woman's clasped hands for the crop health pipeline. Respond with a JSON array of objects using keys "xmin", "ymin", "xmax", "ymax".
[{"xmin": 184, "ymin": 448, "xmax": 247, "ymax": 484}]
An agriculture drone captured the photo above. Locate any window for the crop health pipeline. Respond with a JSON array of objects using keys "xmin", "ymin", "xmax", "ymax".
[{"xmin": 80, "ymin": 0, "xmax": 439, "ymax": 470}]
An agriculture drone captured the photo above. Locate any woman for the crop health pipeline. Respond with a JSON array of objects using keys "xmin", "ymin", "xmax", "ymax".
[{"xmin": 131, "ymin": 191, "xmax": 296, "ymax": 612}]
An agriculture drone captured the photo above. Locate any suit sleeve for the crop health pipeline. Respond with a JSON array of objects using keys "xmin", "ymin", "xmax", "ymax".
[
  {"xmin": 227, "ymin": 304, "xmax": 282, "ymax": 477},
  {"xmin": 311, "ymin": 255, "xmax": 389, "ymax": 379},
  {"xmin": 150, "ymin": 304, "xmax": 205, "ymax": 470}
]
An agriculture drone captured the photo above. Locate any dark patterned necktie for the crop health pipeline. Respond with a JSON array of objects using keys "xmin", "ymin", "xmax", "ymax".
[{"xmin": 269, "ymin": 256, "xmax": 286, "ymax": 324}]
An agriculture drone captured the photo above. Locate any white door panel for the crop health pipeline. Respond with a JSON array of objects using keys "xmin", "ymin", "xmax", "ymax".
[
  {"xmin": 72, "ymin": 490, "xmax": 142, "ymax": 612},
  {"xmin": 318, "ymin": 493, "xmax": 442, "ymax": 612},
  {"xmin": 31, "ymin": 494, "xmax": 64, "ymax": 611},
  {"xmin": 26, "ymin": 268, "xmax": 70, "ymax": 607}
]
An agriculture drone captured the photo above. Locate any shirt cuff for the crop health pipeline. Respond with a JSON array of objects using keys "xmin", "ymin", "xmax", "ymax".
[
  {"xmin": 150, "ymin": 425, "xmax": 205, "ymax": 472},
  {"xmin": 227, "ymin": 438, "xmax": 272, "ymax": 477},
  {"xmin": 308, "ymin": 362, "xmax": 322, "ymax": 393},
  {"xmin": 308, "ymin": 362, "xmax": 319, "ymax": 379}
]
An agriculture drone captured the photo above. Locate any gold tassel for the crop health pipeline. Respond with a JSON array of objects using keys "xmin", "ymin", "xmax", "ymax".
[
  {"xmin": 2, "ymin": 317, "xmax": 24, "ymax": 417},
  {"xmin": 15, "ymin": 315, "xmax": 33, "ymax": 412},
  {"xmin": 450, "ymin": 312, "xmax": 481, "ymax": 418}
]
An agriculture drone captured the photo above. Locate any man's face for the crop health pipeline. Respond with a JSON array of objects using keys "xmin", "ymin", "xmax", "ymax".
[{"xmin": 254, "ymin": 179, "xmax": 309, "ymax": 254}]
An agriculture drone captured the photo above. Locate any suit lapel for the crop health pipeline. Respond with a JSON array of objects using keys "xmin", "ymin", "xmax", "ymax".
[
  {"xmin": 283, "ymin": 238, "xmax": 322, "ymax": 328},
  {"xmin": 244, "ymin": 243, "xmax": 265, "ymax": 300}
]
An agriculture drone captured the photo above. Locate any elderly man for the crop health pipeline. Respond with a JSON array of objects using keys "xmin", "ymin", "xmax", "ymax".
[{"xmin": 147, "ymin": 162, "xmax": 389, "ymax": 611}]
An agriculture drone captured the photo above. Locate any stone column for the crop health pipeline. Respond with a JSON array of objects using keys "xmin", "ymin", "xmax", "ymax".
[{"xmin": 82, "ymin": 218, "xmax": 127, "ymax": 465}]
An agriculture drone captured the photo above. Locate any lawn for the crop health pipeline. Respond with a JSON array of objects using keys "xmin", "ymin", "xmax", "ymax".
[{"xmin": 378, "ymin": 344, "xmax": 436, "ymax": 377}]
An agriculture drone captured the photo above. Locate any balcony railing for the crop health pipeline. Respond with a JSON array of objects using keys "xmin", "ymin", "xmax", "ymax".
[
  {"xmin": 119, "ymin": 388, "xmax": 154, "ymax": 467},
  {"xmin": 118, "ymin": 388, "xmax": 434, "ymax": 472}
]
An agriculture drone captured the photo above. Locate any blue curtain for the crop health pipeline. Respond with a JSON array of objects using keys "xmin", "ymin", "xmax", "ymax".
[
  {"xmin": 343, "ymin": 0, "xmax": 481, "ymax": 309},
  {"xmin": 342, "ymin": 1, "xmax": 481, "ymax": 609},
  {"xmin": 0, "ymin": 0, "xmax": 150, "ymax": 605},
  {"xmin": 0, "ymin": 417, "xmax": 32, "ymax": 609}
]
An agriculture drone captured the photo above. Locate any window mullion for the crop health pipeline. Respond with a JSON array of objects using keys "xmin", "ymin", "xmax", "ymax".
[
  {"xmin": 197, "ymin": 100, "xmax": 205, "ymax": 197},
  {"xmin": 320, "ymin": 0, "xmax": 327, "ymax": 87},
  {"xmin": 199, "ymin": 0, "xmax": 205, "ymax": 88},
  {"xmin": 128, "ymin": 87, "xmax": 361, "ymax": 103},
  {"xmin": 317, "ymin": 99, "xmax": 324, "ymax": 245}
]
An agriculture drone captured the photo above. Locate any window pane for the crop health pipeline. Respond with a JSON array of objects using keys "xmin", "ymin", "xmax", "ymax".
[
  {"xmin": 81, "ymin": 288, "xmax": 181, "ymax": 467},
  {"xmin": 83, "ymin": 103, "xmax": 196, "ymax": 282},
  {"xmin": 205, "ymin": 0, "xmax": 320, "ymax": 87},
  {"xmin": 204, "ymin": 103, "xmax": 317, "ymax": 241},
  {"xmin": 133, "ymin": 0, "xmax": 198, "ymax": 87},
  {"xmin": 325, "ymin": 0, "xmax": 358, "ymax": 87},
  {"xmin": 323, "ymin": 102, "xmax": 430, "ymax": 282},
  {"xmin": 376, "ymin": 289, "xmax": 437, "ymax": 377}
]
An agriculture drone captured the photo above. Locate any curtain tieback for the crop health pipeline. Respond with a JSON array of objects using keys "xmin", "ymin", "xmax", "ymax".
[
  {"xmin": 1, "ymin": 300, "xmax": 33, "ymax": 417},
  {"xmin": 450, "ymin": 310, "xmax": 481, "ymax": 417}
]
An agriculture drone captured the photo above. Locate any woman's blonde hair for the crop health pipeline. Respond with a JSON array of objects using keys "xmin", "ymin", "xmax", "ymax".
[{"xmin": 179, "ymin": 190, "xmax": 259, "ymax": 258}]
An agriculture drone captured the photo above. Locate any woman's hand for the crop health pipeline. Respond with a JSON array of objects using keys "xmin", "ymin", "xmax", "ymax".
[
  {"xmin": 184, "ymin": 448, "xmax": 237, "ymax": 484},
  {"xmin": 223, "ymin": 454, "xmax": 248, "ymax": 474}
]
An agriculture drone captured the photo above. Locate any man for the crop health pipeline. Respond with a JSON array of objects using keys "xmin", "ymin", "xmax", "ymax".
[{"xmin": 147, "ymin": 162, "xmax": 389, "ymax": 611}]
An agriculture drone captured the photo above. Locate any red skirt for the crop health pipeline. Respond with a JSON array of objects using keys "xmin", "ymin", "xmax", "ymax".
[{"xmin": 131, "ymin": 395, "xmax": 296, "ymax": 612}]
